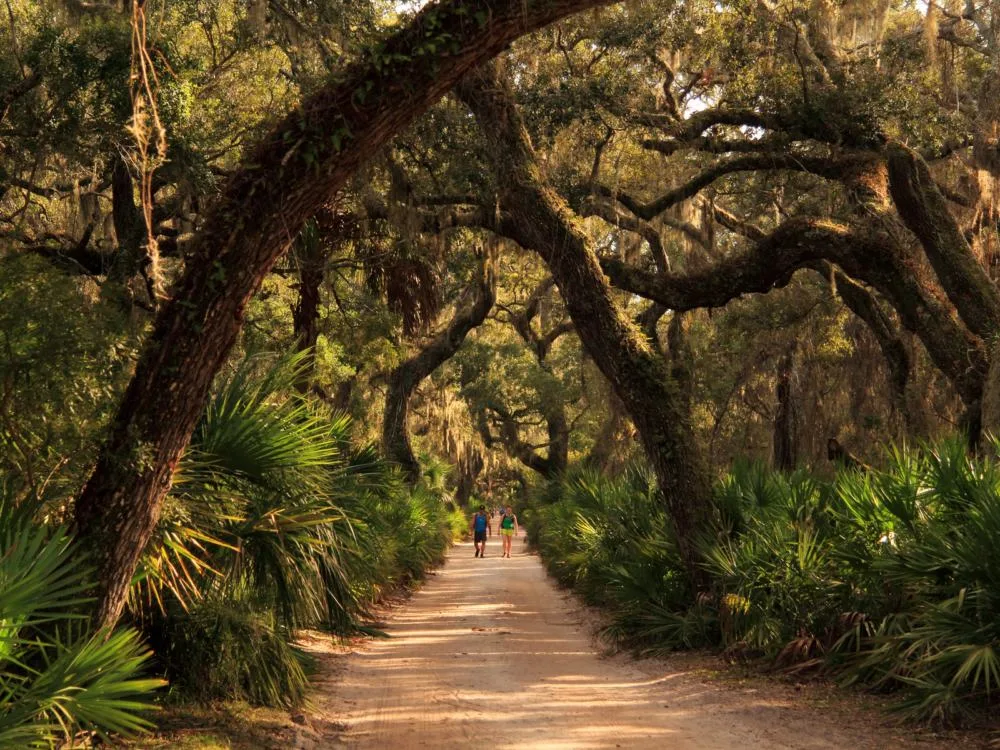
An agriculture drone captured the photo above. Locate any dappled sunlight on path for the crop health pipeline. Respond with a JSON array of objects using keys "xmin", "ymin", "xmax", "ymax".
[{"xmin": 306, "ymin": 542, "xmax": 964, "ymax": 749}]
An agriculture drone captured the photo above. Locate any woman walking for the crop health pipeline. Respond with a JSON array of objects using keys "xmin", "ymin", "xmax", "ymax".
[{"xmin": 499, "ymin": 505, "xmax": 518, "ymax": 558}]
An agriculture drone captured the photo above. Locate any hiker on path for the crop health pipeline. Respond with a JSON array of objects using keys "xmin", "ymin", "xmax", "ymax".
[
  {"xmin": 499, "ymin": 505, "xmax": 518, "ymax": 558},
  {"xmin": 470, "ymin": 505, "xmax": 492, "ymax": 558}
]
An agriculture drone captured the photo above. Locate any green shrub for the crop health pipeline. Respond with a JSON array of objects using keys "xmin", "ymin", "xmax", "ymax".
[
  {"xmin": 526, "ymin": 438, "xmax": 1000, "ymax": 723},
  {"xmin": 131, "ymin": 353, "xmax": 465, "ymax": 707},
  {"xmin": 834, "ymin": 439, "xmax": 1000, "ymax": 722},
  {"xmin": 0, "ymin": 492, "xmax": 162, "ymax": 746},
  {"xmin": 525, "ymin": 466, "xmax": 693, "ymax": 651},
  {"xmin": 153, "ymin": 600, "xmax": 309, "ymax": 708}
]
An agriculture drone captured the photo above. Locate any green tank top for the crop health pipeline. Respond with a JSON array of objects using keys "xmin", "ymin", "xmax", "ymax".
[{"xmin": 501, "ymin": 515, "xmax": 515, "ymax": 530}]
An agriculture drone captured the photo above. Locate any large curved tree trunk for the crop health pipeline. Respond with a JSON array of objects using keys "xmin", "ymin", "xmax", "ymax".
[
  {"xmin": 73, "ymin": 0, "xmax": 617, "ymax": 630},
  {"xmin": 457, "ymin": 63, "xmax": 713, "ymax": 587},
  {"xmin": 885, "ymin": 146, "xmax": 997, "ymax": 442},
  {"xmin": 383, "ymin": 261, "xmax": 496, "ymax": 481}
]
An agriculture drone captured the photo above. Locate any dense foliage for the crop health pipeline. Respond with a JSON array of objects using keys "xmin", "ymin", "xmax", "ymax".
[
  {"xmin": 525, "ymin": 441, "xmax": 1000, "ymax": 723},
  {"xmin": 0, "ymin": 491, "xmax": 162, "ymax": 746},
  {"xmin": 2, "ymin": 348, "xmax": 465, "ymax": 739},
  {"xmin": 138, "ymin": 353, "xmax": 466, "ymax": 706},
  {"xmin": 5, "ymin": 0, "xmax": 1000, "ymax": 739}
]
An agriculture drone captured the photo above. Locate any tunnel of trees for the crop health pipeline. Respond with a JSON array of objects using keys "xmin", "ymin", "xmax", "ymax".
[{"xmin": 3, "ymin": 0, "xmax": 1000, "ymax": 741}]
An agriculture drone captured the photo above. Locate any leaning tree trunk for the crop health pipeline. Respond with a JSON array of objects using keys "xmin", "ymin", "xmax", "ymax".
[
  {"xmin": 108, "ymin": 154, "xmax": 159, "ymax": 306},
  {"xmin": 73, "ymin": 0, "xmax": 617, "ymax": 630},
  {"xmin": 457, "ymin": 63, "xmax": 713, "ymax": 587},
  {"xmin": 886, "ymin": 144, "xmax": 1000, "ymax": 341},
  {"xmin": 974, "ymin": 62, "xmax": 1000, "ymax": 439},
  {"xmin": 886, "ymin": 145, "xmax": 998, "ymax": 442},
  {"xmin": 383, "ymin": 261, "xmax": 496, "ymax": 482}
]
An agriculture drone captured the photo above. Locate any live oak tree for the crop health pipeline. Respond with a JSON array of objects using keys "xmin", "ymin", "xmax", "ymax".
[
  {"xmin": 383, "ymin": 255, "xmax": 496, "ymax": 481},
  {"xmin": 571, "ymin": 0, "xmax": 1000, "ymax": 443},
  {"xmin": 70, "ymin": 0, "xmax": 619, "ymax": 629},
  {"xmin": 7, "ymin": 0, "xmax": 1000, "ymax": 629},
  {"xmin": 456, "ymin": 61, "xmax": 713, "ymax": 584}
]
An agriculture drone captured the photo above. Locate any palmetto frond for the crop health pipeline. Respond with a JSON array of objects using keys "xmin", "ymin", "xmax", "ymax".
[{"xmin": 0, "ymin": 488, "xmax": 161, "ymax": 746}]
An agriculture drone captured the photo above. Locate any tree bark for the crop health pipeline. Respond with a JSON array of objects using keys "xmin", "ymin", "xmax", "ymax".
[
  {"xmin": 383, "ymin": 261, "xmax": 496, "ymax": 481},
  {"xmin": 291, "ymin": 226, "xmax": 328, "ymax": 393},
  {"xmin": 824, "ymin": 264, "xmax": 911, "ymax": 423},
  {"xmin": 457, "ymin": 62, "xmax": 713, "ymax": 587},
  {"xmin": 771, "ymin": 349, "xmax": 796, "ymax": 472},
  {"xmin": 886, "ymin": 144, "xmax": 1000, "ymax": 341},
  {"xmin": 74, "ymin": 0, "xmax": 617, "ymax": 629},
  {"xmin": 110, "ymin": 156, "xmax": 145, "ymax": 274}
]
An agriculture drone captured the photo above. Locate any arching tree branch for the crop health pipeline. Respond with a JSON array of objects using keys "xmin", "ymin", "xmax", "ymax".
[
  {"xmin": 457, "ymin": 61, "xmax": 713, "ymax": 586},
  {"xmin": 383, "ymin": 259, "xmax": 496, "ymax": 481},
  {"xmin": 74, "ymin": 0, "xmax": 619, "ymax": 629},
  {"xmin": 593, "ymin": 152, "xmax": 872, "ymax": 222},
  {"xmin": 600, "ymin": 216, "xmax": 986, "ymax": 406}
]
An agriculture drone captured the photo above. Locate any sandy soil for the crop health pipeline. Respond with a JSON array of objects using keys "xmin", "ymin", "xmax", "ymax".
[{"xmin": 295, "ymin": 540, "xmax": 987, "ymax": 750}]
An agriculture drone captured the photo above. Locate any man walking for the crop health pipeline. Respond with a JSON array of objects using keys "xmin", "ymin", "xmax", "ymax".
[{"xmin": 470, "ymin": 504, "xmax": 492, "ymax": 558}]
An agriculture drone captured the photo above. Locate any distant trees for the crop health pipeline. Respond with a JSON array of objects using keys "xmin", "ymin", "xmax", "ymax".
[{"xmin": 457, "ymin": 62, "xmax": 712, "ymax": 583}]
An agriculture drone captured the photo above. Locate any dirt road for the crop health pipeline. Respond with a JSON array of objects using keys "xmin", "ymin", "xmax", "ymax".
[{"xmin": 302, "ymin": 540, "xmax": 976, "ymax": 749}]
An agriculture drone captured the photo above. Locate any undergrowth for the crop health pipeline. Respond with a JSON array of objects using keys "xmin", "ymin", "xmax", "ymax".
[{"xmin": 524, "ymin": 437, "xmax": 1000, "ymax": 725}]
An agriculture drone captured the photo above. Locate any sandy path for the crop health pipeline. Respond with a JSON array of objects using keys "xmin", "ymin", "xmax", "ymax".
[{"xmin": 303, "ymin": 540, "xmax": 976, "ymax": 750}]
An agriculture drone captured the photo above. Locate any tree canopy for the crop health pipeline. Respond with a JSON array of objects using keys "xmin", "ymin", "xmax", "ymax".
[{"xmin": 4, "ymin": 0, "xmax": 1000, "ymax": 732}]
